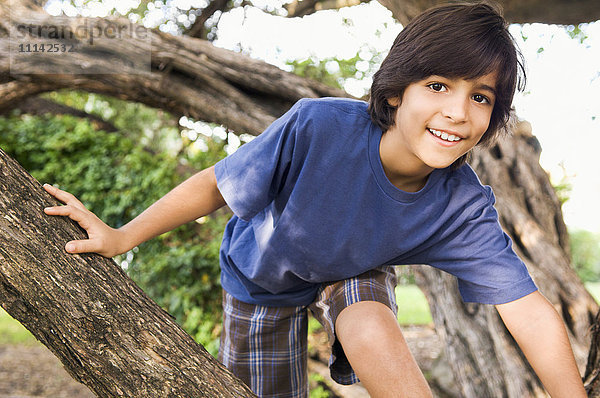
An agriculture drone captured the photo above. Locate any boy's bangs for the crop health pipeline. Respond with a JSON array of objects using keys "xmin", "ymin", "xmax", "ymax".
[{"xmin": 417, "ymin": 37, "xmax": 510, "ymax": 84}]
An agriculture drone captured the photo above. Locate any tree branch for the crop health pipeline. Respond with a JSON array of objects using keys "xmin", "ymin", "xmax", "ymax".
[
  {"xmin": 286, "ymin": 0, "xmax": 600, "ymax": 25},
  {"xmin": 186, "ymin": 0, "xmax": 230, "ymax": 39},
  {"xmin": 285, "ymin": 0, "xmax": 369, "ymax": 18},
  {"xmin": 0, "ymin": 147, "xmax": 257, "ymax": 397},
  {"xmin": 0, "ymin": 5, "xmax": 347, "ymax": 136}
]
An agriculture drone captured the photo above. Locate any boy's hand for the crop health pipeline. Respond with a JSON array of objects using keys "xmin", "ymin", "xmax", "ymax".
[{"xmin": 43, "ymin": 184, "xmax": 128, "ymax": 258}]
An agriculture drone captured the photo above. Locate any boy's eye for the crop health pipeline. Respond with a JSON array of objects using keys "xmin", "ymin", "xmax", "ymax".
[
  {"xmin": 473, "ymin": 94, "xmax": 490, "ymax": 104},
  {"xmin": 427, "ymin": 82, "xmax": 446, "ymax": 92}
]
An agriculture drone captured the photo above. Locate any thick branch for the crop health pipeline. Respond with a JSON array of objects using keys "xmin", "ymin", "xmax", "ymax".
[
  {"xmin": 0, "ymin": 147, "xmax": 257, "ymax": 397},
  {"xmin": 285, "ymin": 0, "xmax": 369, "ymax": 18},
  {"xmin": 287, "ymin": 0, "xmax": 600, "ymax": 25},
  {"xmin": 472, "ymin": 129, "xmax": 597, "ymax": 365},
  {"xmin": 412, "ymin": 266, "xmax": 547, "ymax": 397},
  {"xmin": 0, "ymin": 6, "xmax": 347, "ymax": 136}
]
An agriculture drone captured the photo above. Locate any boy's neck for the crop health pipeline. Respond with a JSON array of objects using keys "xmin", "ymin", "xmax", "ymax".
[
  {"xmin": 379, "ymin": 132, "xmax": 435, "ymax": 193},
  {"xmin": 382, "ymin": 166, "xmax": 432, "ymax": 193}
]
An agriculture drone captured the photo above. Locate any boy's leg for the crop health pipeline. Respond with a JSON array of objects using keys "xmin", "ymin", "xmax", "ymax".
[
  {"xmin": 309, "ymin": 266, "xmax": 432, "ymax": 398},
  {"xmin": 219, "ymin": 291, "xmax": 309, "ymax": 398},
  {"xmin": 336, "ymin": 301, "xmax": 432, "ymax": 397}
]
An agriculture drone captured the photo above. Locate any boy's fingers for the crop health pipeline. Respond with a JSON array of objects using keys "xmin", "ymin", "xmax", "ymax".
[
  {"xmin": 65, "ymin": 239, "xmax": 101, "ymax": 255},
  {"xmin": 43, "ymin": 184, "xmax": 86, "ymax": 210},
  {"xmin": 44, "ymin": 204, "xmax": 80, "ymax": 218},
  {"xmin": 44, "ymin": 205, "xmax": 92, "ymax": 230}
]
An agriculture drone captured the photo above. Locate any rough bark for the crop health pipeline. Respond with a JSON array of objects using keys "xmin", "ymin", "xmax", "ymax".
[
  {"xmin": 585, "ymin": 312, "xmax": 600, "ymax": 396},
  {"xmin": 0, "ymin": 148, "xmax": 257, "ymax": 397},
  {"xmin": 413, "ymin": 268, "xmax": 548, "ymax": 397},
  {"xmin": 287, "ymin": 0, "xmax": 600, "ymax": 25},
  {"xmin": 412, "ymin": 124, "xmax": 598, "ymax": 397}
]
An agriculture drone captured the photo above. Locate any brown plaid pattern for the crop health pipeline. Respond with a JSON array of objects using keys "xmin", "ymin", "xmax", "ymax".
[{"xmin": 218, "ymin": 266, "xmax": 398, "ymax": 397}]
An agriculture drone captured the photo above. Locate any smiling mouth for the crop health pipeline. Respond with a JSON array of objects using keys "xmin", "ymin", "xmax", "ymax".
[{"xmin": 427, "ymin": 128, "xmax": 463, "ymax": 142}]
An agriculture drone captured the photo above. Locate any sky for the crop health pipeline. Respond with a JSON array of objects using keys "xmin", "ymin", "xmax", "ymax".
[{"xmin": 43, "ymin": 0, "xmax": 600, "ymax": 233}]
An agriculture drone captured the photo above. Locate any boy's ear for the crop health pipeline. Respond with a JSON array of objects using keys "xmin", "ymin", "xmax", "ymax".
[{"xmin": 387, "ymin": 97, "xmax": 400, "ymax": 107}]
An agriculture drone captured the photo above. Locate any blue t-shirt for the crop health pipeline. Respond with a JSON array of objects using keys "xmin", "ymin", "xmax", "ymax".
[{"xmin": 215, "ymin": 97, "xmax": 537, "ymax": 307}]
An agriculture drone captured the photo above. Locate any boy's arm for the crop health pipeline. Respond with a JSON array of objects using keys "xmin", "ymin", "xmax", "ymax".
[
  {"xmin": 495, "ymin": 291, "xmax": 586, "ymax": 397},
  {"xmin": 44, "ymin": 166, "xmax": 226, "ymax": 257}
]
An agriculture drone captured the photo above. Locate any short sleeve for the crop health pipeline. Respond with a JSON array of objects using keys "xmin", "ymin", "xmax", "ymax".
[
  {"xmin": 427, "ymin": 188, "xmax": 538, "ymax": 304},
  {"xmin": 214, "ymin": 99, "xmax": 305, "ymax": 221}
]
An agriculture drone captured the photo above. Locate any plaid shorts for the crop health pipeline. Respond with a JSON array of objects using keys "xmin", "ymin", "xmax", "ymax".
[{"xmin": 218, "ymin": 266, "xmax": 398, "ymax": 398}]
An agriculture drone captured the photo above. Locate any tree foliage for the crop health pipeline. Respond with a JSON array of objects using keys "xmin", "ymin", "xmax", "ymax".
[
  {"xmin": 570, "ymin": 229, "xmax": 600, "ymax": 282},
  {"xmin": 0, "ymin": 93, "xmax": 229, "ymax": 355},
  {"xmin": 286, "ymin": 47, "xmax": 383, "ymax": 97}
]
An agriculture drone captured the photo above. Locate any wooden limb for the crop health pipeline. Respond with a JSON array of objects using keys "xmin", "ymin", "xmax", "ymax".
[
  {"xmin": 0, "ymin": 5, "xmax": 347, "ymax": 136},
  {"xmin": 285, "ymin": 0, "xmax": 369, "ymax": 18},
  {"xmin": 286, "ymin": 0, "xmax": 600, "ymax": 25},
  {"xmin": 585, "ymin": 312, "xmax": 600, "ymax": 395},
  {"xmin": 0, "ymin": 147, "xmax": 257, "ymax": 397},
  {"xmin": 471, "ymin": 133, "xmax": 596, "ymax": 366},
  {"xmin": 186, "ymin": 0, "xmax": 230, "ymax": 39},
  {"xmin": 412, "ymin": 265, "xmax": 548, "ymax": 397}
]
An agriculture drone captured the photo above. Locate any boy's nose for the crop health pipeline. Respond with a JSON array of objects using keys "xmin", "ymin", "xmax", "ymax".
[{"xmin": 442, "ymin": 97, "xmax": 469, "ymax": 123}]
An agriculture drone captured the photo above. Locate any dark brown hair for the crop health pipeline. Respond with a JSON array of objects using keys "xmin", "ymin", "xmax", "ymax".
[{"xmin": 368, "ymin": 1, "xmax": 526, "ymax": 168}]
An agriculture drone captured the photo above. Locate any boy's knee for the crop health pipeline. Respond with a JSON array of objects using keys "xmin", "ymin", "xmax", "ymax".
[{"xmin": 335, "ymin": 300, "xmax": 402, "ymax": 349}]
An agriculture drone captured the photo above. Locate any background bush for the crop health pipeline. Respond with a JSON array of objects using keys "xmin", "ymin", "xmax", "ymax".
[{"xmin": 0, "ymin": 93, "xmax": 228, "ymax": 355}]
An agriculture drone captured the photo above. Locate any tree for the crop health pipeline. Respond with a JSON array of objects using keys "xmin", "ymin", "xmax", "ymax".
[
  {"xmin": 0, "ymin": 147, "xmax": 256, "ymax": 397},
  {"xmin": 2, "ymin": 0, "xmax": 600, "ymax": 396}
]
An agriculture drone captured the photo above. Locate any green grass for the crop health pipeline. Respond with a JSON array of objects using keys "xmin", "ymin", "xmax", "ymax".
[
  {"xmin": 0, "ymin": 308, "xmax": 37, "ymax": 346},
  {"xmin": 396, "ymin": 284, "xmax": 433, "ymax": 325}
]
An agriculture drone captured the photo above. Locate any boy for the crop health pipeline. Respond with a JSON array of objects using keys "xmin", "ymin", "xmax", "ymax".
[{"xmin": 44, "ymin": 2, "xmax": 586, "ymax": 397}]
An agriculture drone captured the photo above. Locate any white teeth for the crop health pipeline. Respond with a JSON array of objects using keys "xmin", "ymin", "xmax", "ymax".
[{"xmin": 429, "ymin": 128, "xmax": 461, "ymax": 142}]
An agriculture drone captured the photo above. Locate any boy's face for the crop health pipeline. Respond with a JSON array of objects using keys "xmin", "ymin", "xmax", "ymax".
[{"xmin": 383, "ymin": 73, "xmax": 497, "ymax": 176}]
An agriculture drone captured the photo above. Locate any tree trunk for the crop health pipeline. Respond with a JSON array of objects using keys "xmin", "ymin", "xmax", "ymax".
[
  {"xmin": 413, "ymin": 268, "xmax": 548, "ymax": 397},
  {"xmin": 0, "ymin": 147, "xmax": 256, "ymax": 397},
  {"xmin": 413, "ymin": 124, "xmax": 598, "ymax": 397},
  {"xmin": 584, "ymin": 310, "xmax": 600, "ymax": 396}
]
